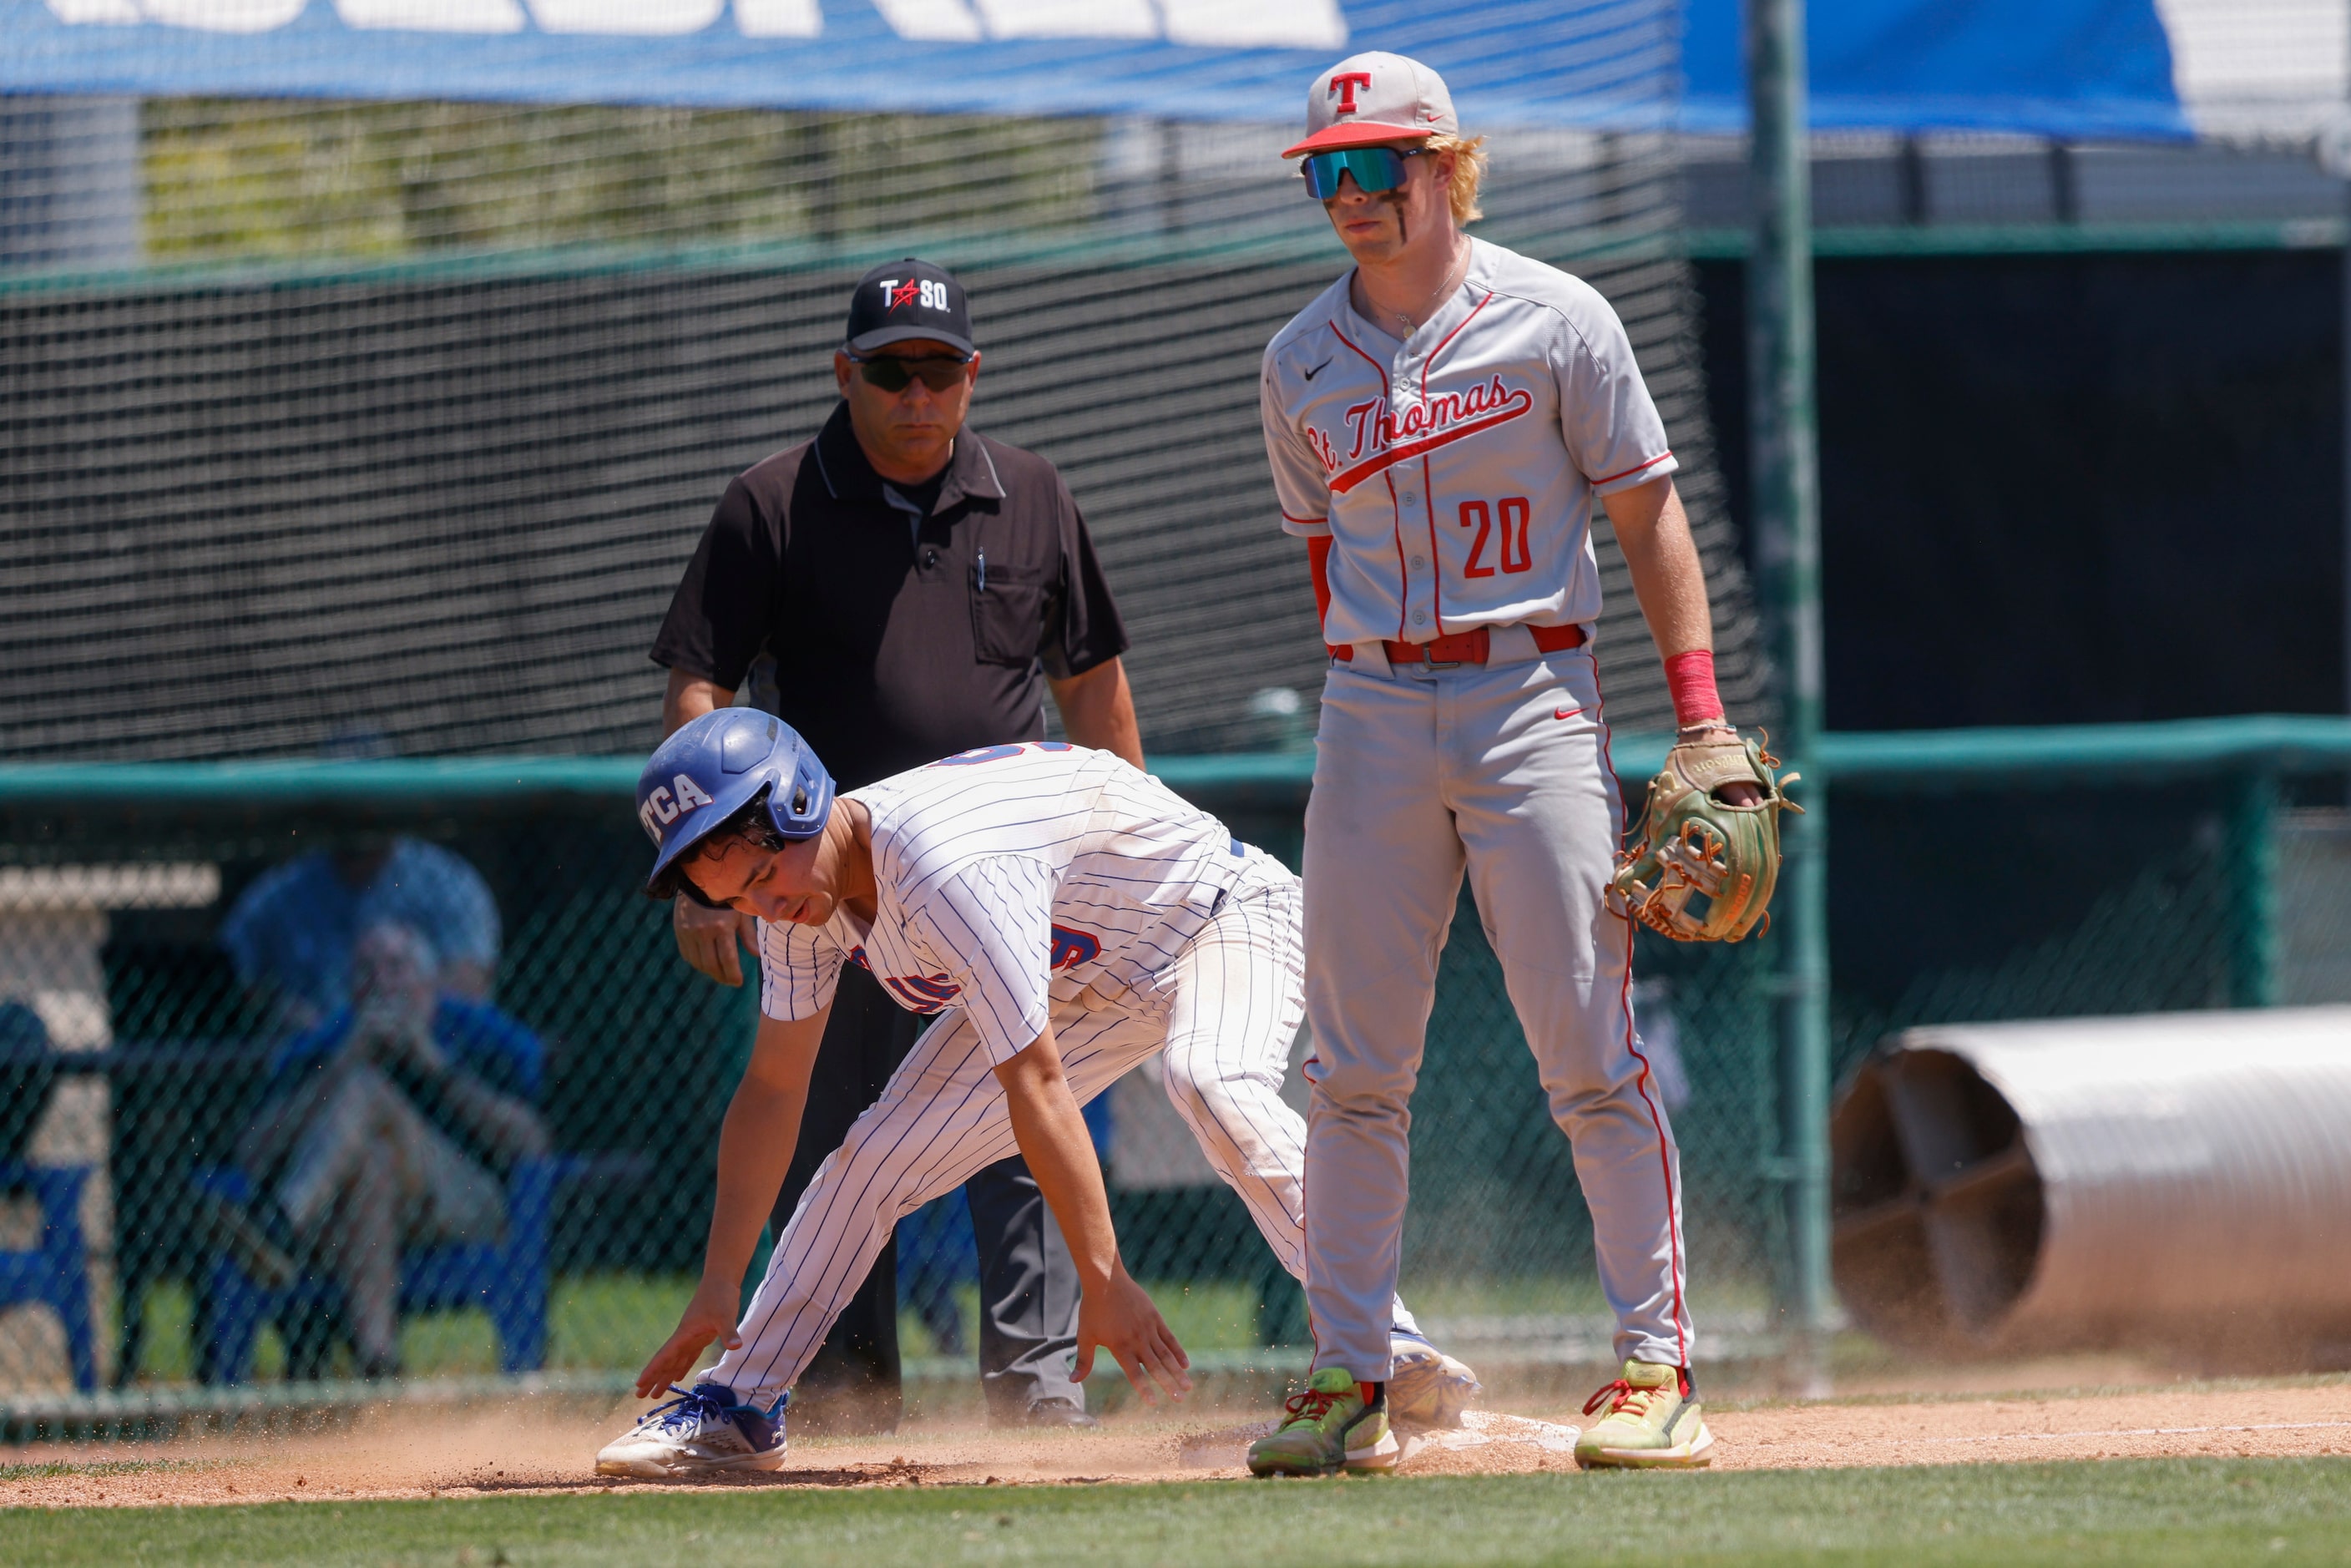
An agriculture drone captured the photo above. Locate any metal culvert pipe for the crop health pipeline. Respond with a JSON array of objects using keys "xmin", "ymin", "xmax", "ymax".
[{"xmin": 1831, "ymin": 1006, "xmax": 2351, "ymax": 1353}]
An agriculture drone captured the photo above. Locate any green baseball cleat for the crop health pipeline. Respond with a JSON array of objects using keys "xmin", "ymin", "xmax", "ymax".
[
  {"xmin": 1574, "ymin": 1360, "xmax": 1716, "ymax": 1469},
  {"xmin": 1246, "ymin": 1368, "xmax": 1402, "ymax": 1477}
]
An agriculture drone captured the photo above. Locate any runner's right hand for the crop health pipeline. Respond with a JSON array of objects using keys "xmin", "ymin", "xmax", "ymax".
[
  {"xmin": 635, "ymin": 1274, "xmax": 745, "ymax": 1399},
  {"xmin": 1074, "ymin": 1264, "xmax": 1192, "ymax": 1405}
]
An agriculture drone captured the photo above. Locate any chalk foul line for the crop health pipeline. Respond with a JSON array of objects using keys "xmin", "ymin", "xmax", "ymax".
[{"xmin": 1904, "ymin": 1419, "xmax": 2351, "ymax": 1447}]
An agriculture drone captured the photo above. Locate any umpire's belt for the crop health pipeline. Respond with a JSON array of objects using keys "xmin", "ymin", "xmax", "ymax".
[{"xmin": 1328, "ymin": 622, "xmax": 1586, "ymax": 673}]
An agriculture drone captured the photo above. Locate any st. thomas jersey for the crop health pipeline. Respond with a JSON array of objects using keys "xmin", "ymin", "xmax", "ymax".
[{"xmin": 1261, "ymin": 235, "xmax": 1678, "ymax": 649}]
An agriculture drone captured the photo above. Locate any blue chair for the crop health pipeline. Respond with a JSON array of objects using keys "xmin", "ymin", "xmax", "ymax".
[
  {"xmin": 0, "ymin": 1161, "xmax": 99, "ymax": 1392},
  {"xmin": 196, "ymin": 1155, "xmax": 583, "ymax": 1382}
]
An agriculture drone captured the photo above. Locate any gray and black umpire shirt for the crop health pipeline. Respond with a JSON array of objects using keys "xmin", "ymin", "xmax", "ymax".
[{"xmin": 651, "ymin": 402, "xmax": 1130, "ymax": 792}]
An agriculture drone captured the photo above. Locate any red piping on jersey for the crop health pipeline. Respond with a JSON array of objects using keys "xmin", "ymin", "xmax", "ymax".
[
  {"xmin": 1383, "ymin": 467, "xmax": 1408, "ymax": 640},
  {"xmin": 1423, "ymin": 453, "xmax": 1443, "ymax": 635},
  {"xmin": 1282, "ymin": 509, "xmax": 1327, "ymax": 529},
  {"xmin": 1328, "ymin": 321, "xmax": 1390, "ymax": 395},
  {"xmin": 1421, "ymin": 290, "xmax": 1495, "ymax": 396},
  {"xmin": 1589, "ymin": 655, "xmax": 1692, "ymax": 1370},
  {"xmin": 1592, "ymin": 451, "xmax": 1674, "ymax": 488},
  {"xmin": 1329, "ymin": 323, "xmax": 1408, "ymax": 635},
  {"xmin": 1409, "ymin": 290, "xmax": 1494, "ymax": 636}
]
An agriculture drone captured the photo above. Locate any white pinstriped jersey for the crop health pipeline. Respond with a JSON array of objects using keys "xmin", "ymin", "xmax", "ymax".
[
  {"xmin": 1260, "ymin": 235, "xmax": 1678, "ymax": 650},
  {"xmin": 758, "ymin": 742, "xmax": 1261, "ymax": 1065}
]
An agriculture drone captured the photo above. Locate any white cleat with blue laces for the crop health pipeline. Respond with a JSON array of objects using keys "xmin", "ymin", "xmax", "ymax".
[{"xmin": 595, "ymin": 1383, "xmax": 789, "ymax": 1478}]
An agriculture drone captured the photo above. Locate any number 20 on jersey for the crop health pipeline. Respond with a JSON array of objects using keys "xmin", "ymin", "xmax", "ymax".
[{"xmin": 1460, "ymin": 497, "xmax": 1534, "ymax": 577}]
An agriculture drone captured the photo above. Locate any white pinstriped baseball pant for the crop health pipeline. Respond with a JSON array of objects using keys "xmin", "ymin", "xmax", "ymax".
[
  {"xmin": 709, "ymin": 860, "xmax": 1420, "ymax": 1407},
  {"xmin": 1302, "ymin": 643, "xmax": 1694, "ymax": 1381}
]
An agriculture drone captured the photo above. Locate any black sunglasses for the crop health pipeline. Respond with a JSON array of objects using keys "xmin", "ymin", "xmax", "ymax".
[{"xmin": 846, "ymin": 350, "xmax": 973, "ymax": 393}]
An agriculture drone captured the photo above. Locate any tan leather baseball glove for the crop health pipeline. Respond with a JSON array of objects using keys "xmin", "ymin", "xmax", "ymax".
[{"xmin": 1611, "ymin": 733, "xmax": 1802, "ymax": 943}]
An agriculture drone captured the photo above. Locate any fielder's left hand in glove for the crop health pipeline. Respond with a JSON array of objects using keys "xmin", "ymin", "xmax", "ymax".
[{"xmin": 1611, "ymin": 731, "xmax": 1802, "ymax": 943}]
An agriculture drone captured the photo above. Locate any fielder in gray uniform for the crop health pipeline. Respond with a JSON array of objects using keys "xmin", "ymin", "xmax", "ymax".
[{"xmin": 1246, "ymin": 52, "xmax": 1755, "ymax": 1477}]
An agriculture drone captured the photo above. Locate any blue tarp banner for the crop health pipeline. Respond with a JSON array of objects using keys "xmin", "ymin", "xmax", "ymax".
[
  {"xmin": 3, "ymin": 0, "xmax": 2187, "ymax": 140},
  {"xmin": 0, "ymin": 0, "xmax": 1675, "ymax": 125},
  {"xmin": 1685, "ymin": 0, "xmax": 2189, "ymax": 139}
]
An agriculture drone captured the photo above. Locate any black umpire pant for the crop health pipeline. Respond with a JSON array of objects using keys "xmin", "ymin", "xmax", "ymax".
[{"xmin": 772, "ymin": 963, "xmax": 1084, "ymax": 1434}]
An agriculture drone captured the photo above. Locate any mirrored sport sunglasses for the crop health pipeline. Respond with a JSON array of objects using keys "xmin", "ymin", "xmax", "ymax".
[
  {"xmin": 1298, "ymin": 144, "xmax": 1428, "ymax": 201},
  {"xmin": 847, "ymin": 350, "xmax": 974, "ymax": 393}
]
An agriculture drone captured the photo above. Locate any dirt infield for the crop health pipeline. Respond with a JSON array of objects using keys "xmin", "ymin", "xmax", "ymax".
[{"xmin": 6, "ymin": 1374, "xmax": 2348, "ymax": 1508}]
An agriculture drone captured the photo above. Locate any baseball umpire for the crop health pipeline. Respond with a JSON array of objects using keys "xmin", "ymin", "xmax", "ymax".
[
  {"xmin": 650, "ymin": 256, "xmax": 1144, "ymax": 1432},
  {"xmin": 1245, "ymin": 53, "xmax": 1790, "ymax": 1477}
]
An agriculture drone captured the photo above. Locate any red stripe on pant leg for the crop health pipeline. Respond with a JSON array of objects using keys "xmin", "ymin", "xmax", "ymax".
[
  {"xmin": 1617, "ymin": 946, "xmax": 1690, "ymax": 1368},
  {"xmin": 1302, "ymin": 1152, "xmax": 1327, "ymax": 1367},
  {"xmin": 1588, "ymin": 654, "xmax": 1691, "ymax": 1368}
]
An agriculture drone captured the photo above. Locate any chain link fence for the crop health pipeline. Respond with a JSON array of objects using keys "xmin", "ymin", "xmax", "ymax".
[
  {"xmin": 0, "ymin": 772, "xmax": 1776, "ymax": 1399},
  {"xmin": 5, "ymin": 746, "xmax": 2334, "ymax": 1403}
]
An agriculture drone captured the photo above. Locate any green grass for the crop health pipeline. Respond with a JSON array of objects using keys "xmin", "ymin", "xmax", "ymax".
[
  {"xmin": 119, "ymin": 1273, "xmax": 1280, "ymax": 1388},
  {"xmin": 127, "ymin": 1276, "xmax": 700, "ymax": 1385},
  {"xmin": 0, "ymin": 1459, "xmax": 220, "ymax": 1484},
  {"xmin": 126, "ymin": 1271, "xmax": 1737, "ymax": 1388},
  {"xmin": 1144, "ymin": 1282, "xmax": 1269, "ymax": 1353},
  {"xmin": 13, "ymin": 1459, "xmax": 2351, "ymax": 1565},
  {"xmin": 545, "ymin": 1275, "xmax": 691, "ymax": 1372}
]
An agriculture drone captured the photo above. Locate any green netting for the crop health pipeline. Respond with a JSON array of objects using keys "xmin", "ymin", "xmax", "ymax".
[{"xmin": 1, "ymin": 95, "xmax": 1768, "ymax": 761}]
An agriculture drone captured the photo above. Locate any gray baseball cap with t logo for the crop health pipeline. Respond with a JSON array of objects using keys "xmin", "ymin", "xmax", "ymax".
[{"xmin": 1283, "ymin": 52, "xmax": 1459, "ymax": 159}]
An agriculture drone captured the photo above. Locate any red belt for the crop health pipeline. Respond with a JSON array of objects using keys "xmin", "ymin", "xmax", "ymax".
[{"xmin": 1329, "ymin": 623, "xmax": 1587, "ymax": 667}]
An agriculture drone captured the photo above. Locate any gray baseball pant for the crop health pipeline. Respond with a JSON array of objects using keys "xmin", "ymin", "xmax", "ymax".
[{"xmin": 1301, "ymin": 640, "xmax": 1694, "ymax": 1380}]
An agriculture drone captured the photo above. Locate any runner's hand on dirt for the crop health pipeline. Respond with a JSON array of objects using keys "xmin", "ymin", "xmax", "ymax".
[
  {"xmin": 1074, "ymin": 1265, "xmax": 1191, "ymax": 1405},
  {"xmin": 674, "ymin": 894, "xmax": 759, "ymax": 988},
  {"xmin": 635, "ymin": 1274, "xmax": 745, "ymax": 1399}
]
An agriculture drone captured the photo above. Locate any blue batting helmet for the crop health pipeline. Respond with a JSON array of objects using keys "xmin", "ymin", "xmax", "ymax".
[{"xmin": 637, "ymin": 709, "xmax": 835, "ymax": 896}]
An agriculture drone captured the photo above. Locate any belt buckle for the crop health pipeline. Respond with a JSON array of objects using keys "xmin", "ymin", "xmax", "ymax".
[{"xmin": 1416, "ymin": 630, "xmax": 1479, "ymax": 670}]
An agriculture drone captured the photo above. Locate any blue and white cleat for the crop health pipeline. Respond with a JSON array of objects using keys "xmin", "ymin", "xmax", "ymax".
[
  {"xmin": 1387, "ymin": 1328, "xmax": 1482, "ymax": 1430},
  {"xmin": 595, "ymin": 1383, "xmax": 789, "ymax": 1478}
]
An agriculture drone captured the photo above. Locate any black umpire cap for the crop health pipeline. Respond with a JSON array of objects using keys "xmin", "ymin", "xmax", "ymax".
[{"xmin": 845, "ymin": 258, "xmax": 975, "ymax": 357}]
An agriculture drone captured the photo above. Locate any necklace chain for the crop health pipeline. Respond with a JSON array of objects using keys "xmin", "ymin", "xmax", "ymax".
[{"xmin": 1388, "ymin": 239, "xmax": 1471, "ymax": 336}]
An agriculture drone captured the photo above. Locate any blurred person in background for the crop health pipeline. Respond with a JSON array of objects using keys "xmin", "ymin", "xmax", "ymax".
[
  {"xmin": 226, "ymin": 921, "xmax": 548, "ymax": 1378},
  {"xmin": 649, "ymin": 255, "xmax": 1143, "ymax": 1433},
  {"xmin": 0, "ymin": 1000, "xmax": 58, "ymax": 1170},
  {"xmin": 220, "ymin": 833, "xmax": 499, "ymax": 1033}
]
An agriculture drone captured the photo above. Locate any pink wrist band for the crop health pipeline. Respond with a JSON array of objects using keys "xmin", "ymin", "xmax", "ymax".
[{"xmin": 1662, "ymin": 650, "xmax": 1725, "ymax": 729}]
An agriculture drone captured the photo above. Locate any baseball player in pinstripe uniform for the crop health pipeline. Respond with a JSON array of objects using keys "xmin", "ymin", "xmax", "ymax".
[
  {"xmin": 1245, "ymin": 53, "xmax": 1757, "ymax": 1477},
  {"xmin": 595, "ymin": 709, "xmax": 1475, "ymax": 1477}
]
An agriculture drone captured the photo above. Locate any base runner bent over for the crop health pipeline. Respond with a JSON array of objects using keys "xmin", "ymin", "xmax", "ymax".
[
  {"xmin": 596, "ymin": 710, "xmax": 1476, "ymax": 1476},
  {"xmin": 1245, "ymin": 53, "xmax": 1757, "ymax": 1477}
]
